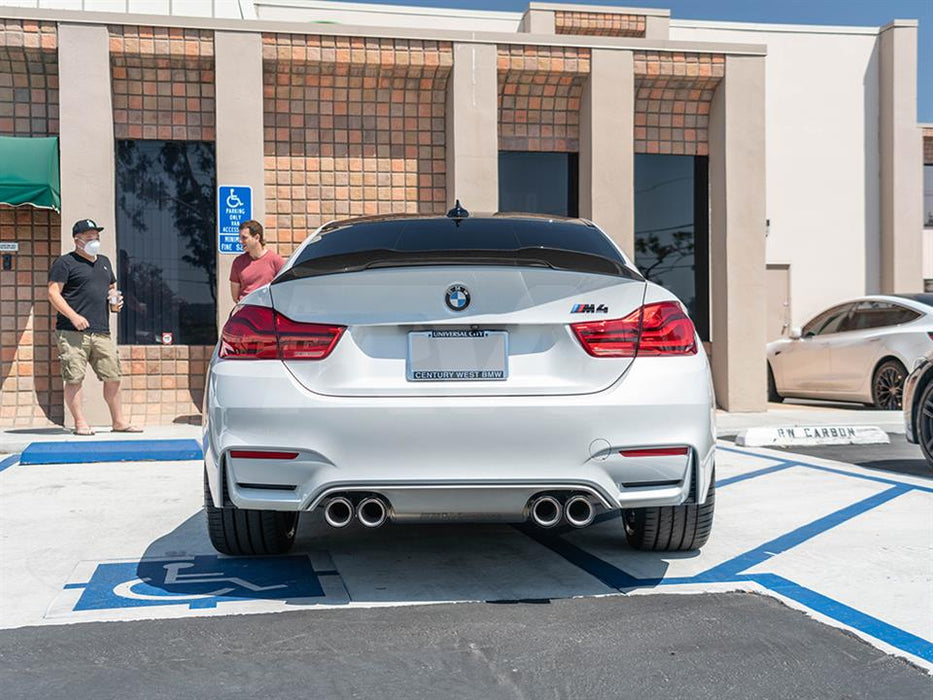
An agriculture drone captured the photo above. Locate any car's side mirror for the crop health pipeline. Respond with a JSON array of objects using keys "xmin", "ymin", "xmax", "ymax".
[{"xmin": 789, "ymin": 327, "xmax": 802, "ymax": 340}]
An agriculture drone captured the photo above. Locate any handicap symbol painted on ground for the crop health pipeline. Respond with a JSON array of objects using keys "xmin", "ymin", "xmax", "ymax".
[{"xmin": 64, "ymin": 555, "xmax": 324, "ymax": 611}]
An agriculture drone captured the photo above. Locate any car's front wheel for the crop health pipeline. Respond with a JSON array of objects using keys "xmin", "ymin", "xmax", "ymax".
[
  {"xmin": 622, "ymin": 471, "xmax": 715, "ymax": 551},
  {"xmin": 872, "ymin": 359, "xmax": 907, "ymax": 410},
  {"xmin": 916, "ymin": 380, "xmax": 933, "ymax": 468},
  {"xmin": 204, "ymin": 470, "xmax": 299, "ymax": 555}
]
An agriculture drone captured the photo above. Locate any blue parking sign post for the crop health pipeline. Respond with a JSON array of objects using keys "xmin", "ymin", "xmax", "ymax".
[{"xmin": 218, "ymin": 186, "xmax": 252, "ymax": 254}]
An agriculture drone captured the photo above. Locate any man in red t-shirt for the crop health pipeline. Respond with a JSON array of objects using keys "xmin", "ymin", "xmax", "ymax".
[{"xmin": 229, "ymin": 220, "xmax": 285, "ymax": 302}]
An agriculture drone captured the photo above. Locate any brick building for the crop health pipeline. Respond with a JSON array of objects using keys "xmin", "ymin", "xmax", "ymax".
[{"xmin": 0, "ymin": 1, "xmax": 925, "ymax": 427}]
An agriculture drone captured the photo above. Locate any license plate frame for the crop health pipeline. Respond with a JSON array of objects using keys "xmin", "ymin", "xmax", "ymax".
[{"xmin": 406, "ymin": 330, "xmax": 509, "ymax": 382}]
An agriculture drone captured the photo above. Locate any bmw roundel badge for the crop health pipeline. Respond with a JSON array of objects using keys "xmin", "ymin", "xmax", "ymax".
[{"xmin": 445, "ymin": 285, "xmax": 470, "ymax": 311}]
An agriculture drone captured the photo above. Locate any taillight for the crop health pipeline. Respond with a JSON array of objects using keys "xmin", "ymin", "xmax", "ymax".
[
  {"xmin": 275, "ymin": 314, "xmax": 344, "ymax": 360},
  {"xmin": 220, "ymin": 305, "xmax": 278, "ymax": 359},
  {"xmin": 219, "ymin": 305, "xmax": 344, "ymax": 360},
  {"xmin": 571, "ymin": 301, "xmax": 697, "ymax": 358}
]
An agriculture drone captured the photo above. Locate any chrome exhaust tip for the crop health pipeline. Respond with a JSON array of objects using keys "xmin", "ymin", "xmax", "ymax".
[
  {"xmin": 530, "ymin": 495, "xmax": 562, "ymax": 528},
  {"xmin": 323, "ymin": 496, "xmax": 354, "ymax": 528},
  {"xmin": 357, "ymin": 496, "xmax": 389, "ymax": 528},
  {"xmin": 564, "ymin": 495, "xmax": 596, "ymax": 528}
]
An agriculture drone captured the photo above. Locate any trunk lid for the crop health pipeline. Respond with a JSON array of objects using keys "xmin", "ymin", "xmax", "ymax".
[{"xmin": 270, "ymin": 266, "xmax": 646, "ymax": 397}]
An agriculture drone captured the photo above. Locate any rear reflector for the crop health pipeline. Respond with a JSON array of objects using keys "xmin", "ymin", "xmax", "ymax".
[
  {"xmin": 229, "ymin": 450, "xmax": 299, "ymax": 460},
  {"xmin": 620, "ymin": 447, "xmax": 690, "ymax": 458},
  {"xmin": 219, "ymin": 305, "xmax": 345, "ymax": 360},
  {"xmin": 571, "ymin": 301, "xmax": 697, "ymax": 358}
]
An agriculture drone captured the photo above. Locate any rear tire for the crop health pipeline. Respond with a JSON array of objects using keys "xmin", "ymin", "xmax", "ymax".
[
  {"xmin": 916, "ymin": 380, "xmax": 933, "ymax": 469},
  {"xmin": 204, "ymin": 469, "xmax": 298, "ymax": 556},
  {"xmin": 767, "ymin": 364, "xmax": 784, "ymax": 403},
  {"xmin": 622, "ymin": 470, "xmax": 715, "ymax": 551},
  {"xmin": 871, "ymin": 359, "xmax": 906, "ymax": 410}
]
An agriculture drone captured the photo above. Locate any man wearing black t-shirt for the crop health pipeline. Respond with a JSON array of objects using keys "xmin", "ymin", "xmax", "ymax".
[{"xmin": 47, "ymin": 219, "xmax": 141, "ymax": 435}]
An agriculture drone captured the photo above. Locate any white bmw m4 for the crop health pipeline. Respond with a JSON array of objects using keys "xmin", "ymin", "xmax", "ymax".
[{"xmin": 203, "ymin": 208, "xmax": 716, "ymax": 555}]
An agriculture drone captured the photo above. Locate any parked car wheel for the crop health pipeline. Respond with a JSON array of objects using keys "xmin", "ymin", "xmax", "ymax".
[
  {"xmin": 767, "ymin": 364, "xmax": 784, "ymax": 403},
  {"xmin": 204, "ymin": 470, "xmax": 299, "ymax": 556},
  {"xmin": 622, "ymin": 471, "xmax": 715, "ymax": 551},
  {"xmin": 916, "ymin": 380, "xmax": 933, "ymax": 467},
  {"xmin": 872, "ymin": 359, "xmax": 907, "ymax": 410}
]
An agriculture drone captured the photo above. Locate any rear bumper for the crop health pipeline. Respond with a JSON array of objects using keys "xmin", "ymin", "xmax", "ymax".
[{"xmin": 203, "ymin": 351, "xmax": 716, "ymax": 519}]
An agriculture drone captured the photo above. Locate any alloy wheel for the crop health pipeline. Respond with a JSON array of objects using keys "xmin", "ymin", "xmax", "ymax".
[{"xmin": 874, "ymin": 365, "xmax": 904, "ymax": 410}]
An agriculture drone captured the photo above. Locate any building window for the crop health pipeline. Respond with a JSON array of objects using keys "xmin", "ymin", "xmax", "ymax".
[
  {"xmin": 498, "ymin": 152, "xmax": 579, "ymax": 217},
  {"xmin": 634, "ymin": 154, "xmax": 710, "ymax": 340},
  {"xmin": 115, "ymin": 140, "xmax": 217, "ymax": 346}
]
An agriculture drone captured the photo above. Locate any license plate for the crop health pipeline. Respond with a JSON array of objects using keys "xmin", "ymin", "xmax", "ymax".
[{"xmin": 407, "ymin": 330, "xmax": 508, "ymax": 381}]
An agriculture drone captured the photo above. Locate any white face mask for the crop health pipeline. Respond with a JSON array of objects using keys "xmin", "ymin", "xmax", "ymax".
[{"xmin": 82, "ymin": 239, "xmax": 101, "ymax": 256}]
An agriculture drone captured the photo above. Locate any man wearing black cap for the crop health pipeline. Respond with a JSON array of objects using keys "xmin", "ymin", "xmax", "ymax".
[{"xmin": 47, "ymin": 219, "xmax": 141, "ymax": 435}]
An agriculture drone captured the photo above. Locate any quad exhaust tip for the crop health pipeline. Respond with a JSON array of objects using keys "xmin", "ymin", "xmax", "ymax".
[
  {"xmin": 530, "ymin": 495, "xmax": 562, "ymax": 528},
  {"xmin": 564, "ymin": 495, "xmax": 596, "ymax": 528},
  {"xmin": 323, "ymin": 496, "xmax": 354, "ymax": 528},
  {"xmin": 357, "ymin": 496, "xmax": 389, "ymax": 528}
]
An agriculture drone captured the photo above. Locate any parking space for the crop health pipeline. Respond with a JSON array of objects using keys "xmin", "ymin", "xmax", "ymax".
[{"xmin": 1, "ymin": 441, "xmax": 931, "ymax": 675}]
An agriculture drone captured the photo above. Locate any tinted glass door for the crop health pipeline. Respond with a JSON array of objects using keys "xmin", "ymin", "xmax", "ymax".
[
  {"xmin": 634, "ymin": 154, "xmax": 709, "ymax": 339},
  {"xmin": 115, "ymin": 140, "xmax": 217, "ymax": 346}
]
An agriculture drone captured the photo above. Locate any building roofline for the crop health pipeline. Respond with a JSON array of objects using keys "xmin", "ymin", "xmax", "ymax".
[
  {"xmin": 528, "ymin": 3, "xmax": 670, "ymax": 17},
  {"xmin": 0, "ymin": 6, "xmax": 767, "ymax": 55},
  {"xmin": 256, "ymin": 0, "xmax": 523, "ymax": 21},
  {"xmin": 671, "ymin": 18, "xmax": 882, "ymax": 37}
]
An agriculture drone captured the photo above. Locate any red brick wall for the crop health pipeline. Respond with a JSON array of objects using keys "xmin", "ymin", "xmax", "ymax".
[
  {"xmin": 554, "ymin": 11, "xmax": 646, "ymax": 38},
  {"xmin": 634, "ymin": 52, "xmax": 724, "ymax": 156},
  {"xmin": 924, "ymin": 128, "xmax": 933, "ymax": 165},
  {"xmin": 110, "ymin": 25, "xmax": 215, "ymax": 141},
  {"xmin": 262, "ymin": 34, "xmax": 452, "ymax": 255},
  {"xmin": 0, "ymin": 208, "xmax": 63, "ymax": 428},
  {"xmin": 0, "ymin": 20, "xmax": 61, "ymax": 428},
  {"xmin": 497, "ymin": 45, "xmax": 590, "ymax": 153},
  {"xmin": 117, "ymin": 345, "xmax": 211, "ymax": 426},
  {"xmin": 0, "ymin": 19, "xmax": 58, "ymax": 136},
  {"xmin": 105, "ymin": 25, "xmax": 216, "ymax": 426}
]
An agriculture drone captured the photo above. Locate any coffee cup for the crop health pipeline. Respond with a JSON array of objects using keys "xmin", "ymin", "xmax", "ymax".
[{"xmin": 109, "ymin": 289, "xmax": 123, "ymax": 312}]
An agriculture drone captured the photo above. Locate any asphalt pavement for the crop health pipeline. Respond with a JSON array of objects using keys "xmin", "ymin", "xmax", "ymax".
[{"xmin": 0, "ymin": 593, "xmax": 928, "ymax": 700}]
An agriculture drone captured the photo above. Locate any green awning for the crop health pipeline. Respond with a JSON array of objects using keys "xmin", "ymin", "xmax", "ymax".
[{"xmin": 0, "ymin": 136, "xmax": 61, "ymax": 212}]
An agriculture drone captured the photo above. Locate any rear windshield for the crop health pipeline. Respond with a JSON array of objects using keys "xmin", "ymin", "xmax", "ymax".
[{"xmin": 276, "ymin": 217, "xmax": 641, "ymax": 282}]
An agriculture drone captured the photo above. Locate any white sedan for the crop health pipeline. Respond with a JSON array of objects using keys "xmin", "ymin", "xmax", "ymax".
[
  {"xmin": 767, "ymin": 295, "xmax": 933, "ymax": 409},
  {"xmin": 202, "ymin": 209, "xmax": 716, "ymax": 555}
]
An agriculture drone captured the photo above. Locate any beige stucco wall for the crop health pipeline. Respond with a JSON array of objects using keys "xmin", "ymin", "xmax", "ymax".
[
  {"xmin": 57, "ymin": 22, "xmax": 116, "ymax": 426},
  {"xmin": 215, "ymin": 30, "xmax": 265, "ymax": 325},
  {"xmin": 708, "ymin": 54, "xmax": 768, "ymax": 412},
  {"xmin": 579, "ymin": 49, "xmax": 634, "ymax": 256},
  {"xmin": 671, "ymin": 20, "xmax": 883, "ymax": 329},
  {"xmin": 879, "ymin": 21, "xmax": 923, "ymax": 294},
  {"xmin": 446, "ymin": 42, "xmax": 499, "ymax": 212}
]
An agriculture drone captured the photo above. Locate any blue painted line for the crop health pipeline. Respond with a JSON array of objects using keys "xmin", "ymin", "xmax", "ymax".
[
  {"xmin": 0, "ymin": 453, "xmax": 21, "ymax": 473},
  {"xmin": 749, "ymin": 573, "xmax": 933, "ymax": 664},
  {"xmin": 697, "ymin": 485, "xmax": 911, "ymax": 580},
  {"xmin": 800, "ymin": 462, "xmax": 933, "ymax": 494},
  {"xmin": 718, "ymin": 443, "xmax": 933, "ymax": 494},
  {"xmin": 20, "ymin": 439, "xmax": 203, "ymax": 465},
  {"xmin": 716, "ymin": 462, "xmax": 797, "ymax": 488}
]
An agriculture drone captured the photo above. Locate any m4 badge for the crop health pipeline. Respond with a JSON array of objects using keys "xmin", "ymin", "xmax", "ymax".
[{"xmin": 571, "ymin": 303, "xmax": 609, "ymax": 314}]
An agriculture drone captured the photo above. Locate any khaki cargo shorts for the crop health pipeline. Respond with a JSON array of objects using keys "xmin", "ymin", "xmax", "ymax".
[{"xmin": 56, "ymin": 330, "xmax": 122, "ymax": 384}]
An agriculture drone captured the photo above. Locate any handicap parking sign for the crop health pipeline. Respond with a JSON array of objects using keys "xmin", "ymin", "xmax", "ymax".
[
  {"xmin": 218, "ymin": 186, "xmax": 252, "ymax": 254},
  {"xmin": 64, "ymin": 555, "xmax": 324, "ymax": 611}
]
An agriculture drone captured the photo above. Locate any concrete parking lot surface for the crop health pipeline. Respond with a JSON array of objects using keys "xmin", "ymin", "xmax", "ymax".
[{"xmin": 1, "ymin": 437, "xmax": 931, "ymax": 696}]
